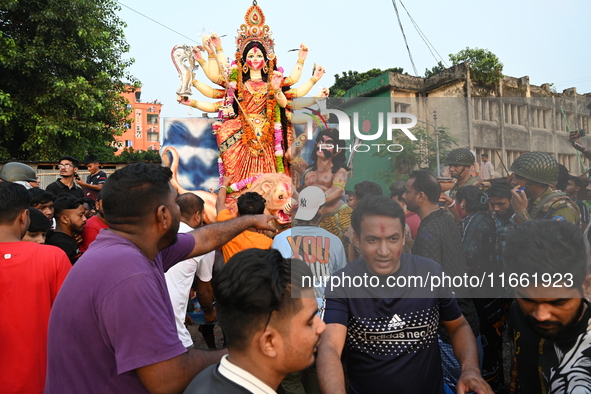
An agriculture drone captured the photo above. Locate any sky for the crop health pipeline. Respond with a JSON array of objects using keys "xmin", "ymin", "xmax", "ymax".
[{"xmin": 116, "ymin": 0, "xmax": 591, "ymax": 119}]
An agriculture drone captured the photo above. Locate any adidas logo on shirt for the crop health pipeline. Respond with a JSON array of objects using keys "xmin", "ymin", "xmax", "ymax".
[{"xmin": 387, "ymin": 314, "xmax": 406, "ymax": 330}]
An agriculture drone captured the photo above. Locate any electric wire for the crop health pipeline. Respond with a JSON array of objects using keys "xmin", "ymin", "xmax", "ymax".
[
  {"xmin": 398, "ymin": 0, "xmax": 448, "ymax": 68},
  {"xmin": 391, "ymin": 0, "xmax": 418, "ymax": 76},
  {"xmin": 117, "ymin": 1, "xmax": 200, "ymax": 44}
]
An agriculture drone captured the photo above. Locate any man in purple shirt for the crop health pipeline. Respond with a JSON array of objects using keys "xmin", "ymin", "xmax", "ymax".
[{"xmin": 45, "ymin": 163, "xmax": 276, "ymax": 394}]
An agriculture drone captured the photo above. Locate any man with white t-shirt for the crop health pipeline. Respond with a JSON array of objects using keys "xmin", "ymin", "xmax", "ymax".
[
  {"xmin": 165, "ymin": 193, "xmax": 215, "ymax": 349},
  {"xmin": 272, "ymin": 186, "xmax": 347, "ymax": 394},
  {"xmin": 272, "ymin": 186, "xmax": 347, "ymax": 298}
]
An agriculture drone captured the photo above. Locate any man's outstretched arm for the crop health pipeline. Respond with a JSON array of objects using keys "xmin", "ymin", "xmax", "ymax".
[
  {"xmin": 317, "ymin": 323, "xmax": 347, "ymax": 394},
  {"xmin": 443, "ymin": 316, "xmax": 493, "ymax": 394},
  {"xmin": 137, "ymin": 348, "xmax": 227, "ymax": 394},
  {"xmin": 187, "ymin": 214, "xmax": 277, "ymax": 258}
]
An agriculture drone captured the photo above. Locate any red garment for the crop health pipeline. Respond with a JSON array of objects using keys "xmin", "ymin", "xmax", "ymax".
[
  {"xmin": 80, "ymin": 215, "xmax": 109, "ymax": 253},
  {"xmin": 0, "ymin": 242, "xmax": 71, "ymax": 394},
  {"xmin": 405, "ymin": 211, "xmax": 421, "ymax": 240}
]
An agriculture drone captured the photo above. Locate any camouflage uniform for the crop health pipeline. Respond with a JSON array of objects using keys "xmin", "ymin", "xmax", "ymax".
[
  {"xmin": 519, "ymin": 187, "xmax": 581, "ymax": 225},
  {"xmin": 448, "ymin": 176, "xmax": 481, "ymax": 200},
  {"xmin": 509, "ymin": 152, "xmax": 580, "ymax": 225}
]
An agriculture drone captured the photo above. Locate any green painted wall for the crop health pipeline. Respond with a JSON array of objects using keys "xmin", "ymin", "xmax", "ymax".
[{"xmin": 340, "ymin": 72, "xmax": 395, "ymax": 194}]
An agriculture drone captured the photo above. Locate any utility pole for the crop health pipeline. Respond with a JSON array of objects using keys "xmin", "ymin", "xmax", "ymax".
[{"xmin": 434, "ymin": 110, "xmax": 441, "ymax": 177}]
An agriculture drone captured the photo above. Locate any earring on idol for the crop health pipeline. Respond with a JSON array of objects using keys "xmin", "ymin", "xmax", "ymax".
[
  {"xmin": 263, "ymin": 62, "xmax": 269, "ymax": 73},
  {"xmin": 243, "ymin": 63, "xmax": 249, "ymax": 73}
]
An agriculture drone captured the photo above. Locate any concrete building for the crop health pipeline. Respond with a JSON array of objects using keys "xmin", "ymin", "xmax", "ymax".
[
  {"xmin": 116, "ymin": 86, "xmax": 162, "ymax": 154},
  {"xmin": 338, "ymin": 63, "xmax": 591, "ymax": 181}
]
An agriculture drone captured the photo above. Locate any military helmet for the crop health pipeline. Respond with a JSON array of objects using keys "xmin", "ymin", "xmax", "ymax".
[
  {"xmin": 508, "ymin": 152, "xmax": 558, "ymax": 185},
  {"xmin": 446, "ymin": 148, "xmax": 475, "ymax": 166},
  {"xmin": 0, "ymin": 162, "xmax": 37, "ymax": 182}
]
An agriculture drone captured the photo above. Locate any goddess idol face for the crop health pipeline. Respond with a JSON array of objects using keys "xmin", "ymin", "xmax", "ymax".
[{"xmin": 246, "ymin": 46, "xmax": 265, "ymax": 71}]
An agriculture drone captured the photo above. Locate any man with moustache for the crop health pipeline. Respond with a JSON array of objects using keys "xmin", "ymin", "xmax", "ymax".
[
  {"xmin": 507, "ymin": 220, "xmax": 591, "ymax": 394},
  {"xmin": 46, "ymin": 156, "xmax": 84, "ymax": 198},
  {"xmin": 45, "ymin": 163, "xmax": 277, "ymax": 394}
]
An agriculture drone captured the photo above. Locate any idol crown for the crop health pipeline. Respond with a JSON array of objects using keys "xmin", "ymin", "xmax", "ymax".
[{"xmin": 235, "ymin": 2, "xmax": 275, "ymax": 60}]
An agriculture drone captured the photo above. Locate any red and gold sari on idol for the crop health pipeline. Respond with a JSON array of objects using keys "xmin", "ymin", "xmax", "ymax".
[{"xmin": 216, "ymin": 79, "xmax": 292, "ymax": 184}]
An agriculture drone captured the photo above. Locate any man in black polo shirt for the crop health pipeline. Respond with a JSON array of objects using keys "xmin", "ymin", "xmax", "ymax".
[
  {"xmin": 46, "ymin": 156, "xmax": 84, "ymax": 198},
  {"xmin": 77, "ymin": 155, "xmax": 107, "ymax": 201},
  {"xmin": 46, "ymin": 194, "xmax": 86, "ymax": 264},
  {"xmin": 403, "ymin": 170, "xmax": 482, "ymax": 392}
]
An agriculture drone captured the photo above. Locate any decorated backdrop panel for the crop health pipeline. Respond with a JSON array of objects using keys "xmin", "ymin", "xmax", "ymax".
[{"xmin": 162, "ymin": 117, "xmax": 219, "ymax": 191}]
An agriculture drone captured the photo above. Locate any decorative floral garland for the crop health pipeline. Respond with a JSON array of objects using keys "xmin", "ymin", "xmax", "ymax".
[
  {"xmin": 226, "ymin": 174, "xmax": 262, "ymax": 194},
  {"xmin": 273, "ymin": 104, "xmax": 284, "ymax": 173}
]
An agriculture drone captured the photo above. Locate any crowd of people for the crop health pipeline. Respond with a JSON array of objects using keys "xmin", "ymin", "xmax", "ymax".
[{"xmin": 1, "ymin": 137, "xmax": 591, "ymax": 394}]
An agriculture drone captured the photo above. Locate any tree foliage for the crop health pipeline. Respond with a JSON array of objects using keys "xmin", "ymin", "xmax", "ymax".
[
  {"xmin": 448, "ymin": 47, "xmax": 503, "ymax": 87},
  {"xmin": 117, "ymin": 148, "xmax": 161, "ymax": 163},
  {"xmin": 371, "ymin": 126, "xmax": 457, "ymax": 185},
  {"xmin": 423, "ymin": 48, "xmax": 504, "ymax": 87},
  {"xmin": 0, "ymin": 0, "xmax": 137, "ymax": 161},
  {"xmin": 424, "ymin": 61, "xmax": 446, "ymax": 79},
  {"xmin": 329, "ymin": 67, "xmax": 405, "ymax": 97}
]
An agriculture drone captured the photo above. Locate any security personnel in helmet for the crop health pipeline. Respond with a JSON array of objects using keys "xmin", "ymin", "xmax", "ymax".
[
  {"xmin": 446, "ymin": 148, "xmax": 481, "ymax": 199},
  {"xmin": 0, "ymin": 162, "xmax": 39, "ymax": 189},
  {"xmin": 509, "ymin": 151, "xmax": 580, "ymax": 224}
]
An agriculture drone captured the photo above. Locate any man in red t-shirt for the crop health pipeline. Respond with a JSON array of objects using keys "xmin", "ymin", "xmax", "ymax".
[
  {"xmin": 80, "ymin": 191, "xmax": 109, "ymax": 252},
  {"xmin": 0, "ymin": 182, "xmax": 71, "ymax": 394}
]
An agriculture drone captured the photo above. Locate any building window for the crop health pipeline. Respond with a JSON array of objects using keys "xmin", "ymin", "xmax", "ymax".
[
  {"xmin": 504, "ymin": 103, "xmax": 526, "ymax": 126},
  {"xmin": 147, "ymin": 114, "xmax": 159, "ymax": 125},
  {"xmin": 531, "ymin": 108, "xmax": 550, "ymax": 129},
  {"xmin": 578, "ymin": 115, "xmax": 589, "ymax": 133},
  {"xmin": 473, "ymin": 98, "xmax": 496, "ymax": 122},
  {"xmin": 126, "ymin": 140, "xmax": 133, "ymax": 148},
  {"xmin": 557, "ymin": 154, "xmax": 576, "ymax": 173},
  {"xmin": 148, "ymin": 132, "xmax": 159, "ymax": 142},
  {"xmin": 557, "ymin": 111, "xmax": 573, "ymax": 132},
  {"xmin": 506, "ymin": 150, "xmax": 528, "ymax": 170},
  {"xmin": 392, "ymin": 102, "xmax": 410, "ymax": 124}
]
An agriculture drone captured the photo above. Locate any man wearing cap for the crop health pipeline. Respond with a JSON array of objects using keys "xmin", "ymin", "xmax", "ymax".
[
  {"xmin": 509, "ymin": 152, "xmax": 580, "ymax": 225},
  {"xmin": 22, "ymin": 207, "xmax": 52, "ymax": 244},
  {"xmin": 77, "ymin": 155, "xmax": 107, "ymax": 201},
  {"xmin": 273, "ymin": 186, "xmax": 347, "ymax": 298},
  {"xmin": 46, "ymin": 156, "xmax": 84, "ymax": 198},
  {"xmin": 272, "ymin": 186, "xmax": 347, "ymax": 394}
]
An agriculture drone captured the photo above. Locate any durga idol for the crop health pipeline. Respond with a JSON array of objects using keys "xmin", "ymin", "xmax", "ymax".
[{"xmin": 174, "ymin": 1, "xmax": 326, "ymax": 194}]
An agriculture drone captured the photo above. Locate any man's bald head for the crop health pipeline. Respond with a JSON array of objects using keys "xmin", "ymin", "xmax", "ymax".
[{"xmin": 177, "ymin": 193, "xmax": 205, "ymax": 221}]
